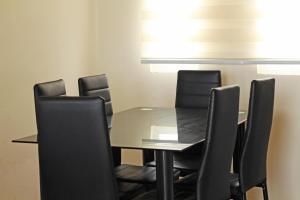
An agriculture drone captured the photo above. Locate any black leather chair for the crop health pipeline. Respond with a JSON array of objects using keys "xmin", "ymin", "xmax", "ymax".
[
  {"xmin": 230, "ymin": 78, "xmax": 275, "ymax": 200},
  {"xmin": 133, "ymin": 85, "xmax": 240, "ymax": 200},
  {"xmin": 78, "ymin": 74, "xmax": 179, "ymax": 185},
  {"xmin": 36, "ymin": 96, "xmax": 144, "ymax": 200},
  {"xmin": 147, "ymin": 70, "xmax": 222, "ymax": 174},
  {"xmin": 174, "ymin": 70, "xmax": 222, "ymax": 172}
]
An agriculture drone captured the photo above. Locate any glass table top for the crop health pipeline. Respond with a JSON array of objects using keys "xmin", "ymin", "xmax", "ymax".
[{"xmin": 12, "ymin": 107, "xmax": 247, "ymax": 152}]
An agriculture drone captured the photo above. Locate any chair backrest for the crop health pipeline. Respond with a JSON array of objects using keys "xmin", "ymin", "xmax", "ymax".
[
  {"xmin": 34, "ymin": 79, "xmax": 66, "ymax": 101},
  {"xmin": 33, "ymin": 79, "xmax": 66, "ymax": 133},
  {"xmin": 176, "ymin": 70, "xmax": 221, "ymax": 109},
  {"xmin": 239, "ymin": 78, "xmax": 275, "ymax": 192},
  {"xmin": 196, "ymin": 85, "xmax": 240, "ymax": 200},
  {"xmin": 36, "ymin": 96, "xmax": 118, "ymax": 200},
  {"xmin": 78, "ymin": 74, "xmax": 121, "ymax": 166},
  {"xmin": 78, "ymin": 74, "xmax": 113, "ymax": 116}
]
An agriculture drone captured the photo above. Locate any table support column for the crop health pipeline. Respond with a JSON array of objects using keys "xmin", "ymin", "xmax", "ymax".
[{"xmin": 155, "ymin": 150, "xmax": 174, "ymax": 200}]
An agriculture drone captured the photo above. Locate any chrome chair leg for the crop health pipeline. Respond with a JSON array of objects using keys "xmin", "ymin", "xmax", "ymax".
[
  {"xmin": 241, "ymin": 193, "xmax": 247, "ymax": 200},
  {"xmin": 261, "ymin": 180, "xmax": 269, "ymax": 200}
]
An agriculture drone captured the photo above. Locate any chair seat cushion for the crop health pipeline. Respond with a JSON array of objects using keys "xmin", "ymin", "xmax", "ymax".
[
  {"xmin": 132, "ymin": 189, "xmax": 196, "ymax": 200},
  {"xmin": 175, "ymin": 173, "xmax": 198, "ymax": 191},
  {"xmin": 118, "ymin": 182, "xmax": 145, "ymax": 200},
  {"xmin": 115, "ymin": 164, "xmax": 180, "ymax": 184},
  {"xmin": 175, "ymin": 172, "xmax": 241, "ymax": 195},
  {"xmin": 146, "ymin": 154, "xmax": 201, "ymax": 171},
  {"xmin": 173, "ymin": 153, "xmax": 202, "ymax": 171}
]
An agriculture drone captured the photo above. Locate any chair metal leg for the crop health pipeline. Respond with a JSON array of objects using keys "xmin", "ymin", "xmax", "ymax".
[
  {"xmin": 261, "ymin": 180, "xmax": 269, "ymax": 200},
  {"xmin": 241, "ymin": 193, "xmax": 247, "ymax": 200}
]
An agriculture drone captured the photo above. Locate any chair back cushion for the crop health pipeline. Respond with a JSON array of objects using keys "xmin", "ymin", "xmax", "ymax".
[
  {"xmin": 197, "ymin": 85, "xmax": 240, "ymax": 200},
  {"xmin": 240, "ymin": 78, "xmax": 275, "ymax": 192},
  {"xmin": 176, "ymin": 70, "xmax": 221, "ymax": 109},
  {"xmin": 37, "ymin": 96, "xmax": 118, "ymax": 200},
  {"xmin": 34, "ymin": 79, "xmax": 66, "ymax": 101},
  {"xmin": 78, "ymin": 74, "xmax": 113, "ymax": 116}
]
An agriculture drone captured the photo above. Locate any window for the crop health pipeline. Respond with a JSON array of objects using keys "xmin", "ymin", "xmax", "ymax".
[
  {"xmin": 142, "ymin": 0, "xmax": 260, "ymax": 61},
  {"xmin": 142, "ymin": 0, "xmax": 300, "ymax": 74}
]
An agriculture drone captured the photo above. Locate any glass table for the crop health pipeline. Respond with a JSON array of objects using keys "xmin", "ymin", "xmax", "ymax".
[{"xmin": 13, "ymin": 107, "xmax": 247, "ymax": 200}]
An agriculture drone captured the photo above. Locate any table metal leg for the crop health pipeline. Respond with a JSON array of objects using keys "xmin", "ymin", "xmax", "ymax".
[
  {"xmin": 233, "ymin": 122, "xmax": 246, "ymax": 173},
  {"xmin": 155, "ymin": 150, "xmax": 174, "ymax": 200}
]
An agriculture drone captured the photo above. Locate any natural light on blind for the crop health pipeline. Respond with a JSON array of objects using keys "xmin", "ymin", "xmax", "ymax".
[
  {"xmin": 142, "ymin": 0, "xmax": 260, "ymax": 60},
  {"xmin": 143, "ymin": 0, "xmax": 300, "ymax": 59},
  {"xmin": 142, "ymin": 0, "xmax": 300, "ymax": 74},
  {"xmin": 256, "ymin": 0, "xmax": 300, "ymax": 58},
  {"xmin": 142, "ymin": 0, "xmax": 202, "ymax": 59},
  {"xmin": 256, "ymin": 0, "xmax": 300, "ymax": 75}
]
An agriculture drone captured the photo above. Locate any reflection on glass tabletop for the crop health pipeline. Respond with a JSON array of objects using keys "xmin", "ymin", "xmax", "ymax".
[{"xmin": 12, "ymin": 107, "xmax": 247, "ymax": 152}]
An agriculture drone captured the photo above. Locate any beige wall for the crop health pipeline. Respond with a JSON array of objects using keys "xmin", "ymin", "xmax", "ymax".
[
  {"xmin": 0, "ymin": 0, "xmax": 97, "ymax": 199},
  {"xmin": 1, "ymin": 0, "xmax": 300, "ymax": 200}
]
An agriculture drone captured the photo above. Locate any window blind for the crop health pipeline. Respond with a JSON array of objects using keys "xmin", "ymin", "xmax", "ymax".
[{"xmin": 141, "ymin": 0, "xmax": 300, "ymax": 63}]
